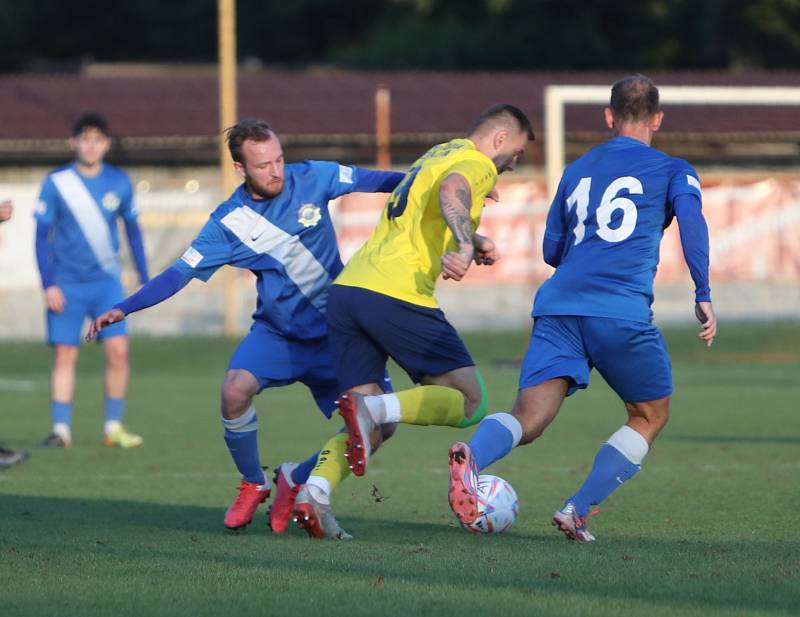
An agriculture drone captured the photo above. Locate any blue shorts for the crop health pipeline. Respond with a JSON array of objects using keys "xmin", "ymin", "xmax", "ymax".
[
  {"xmin": 326, "ymin": 285, "xmax": 474, "ymax": 391},
  {"xmin": 519, "ymin": 316, "xmax": 672, "ymax": 403},
  {"xmin": 228, "ymin": 323, "xmax": 343, "ymax": 418},
  {"xmin": 47, "ymin": 279, "xmax": 127, "ymax": 346}
]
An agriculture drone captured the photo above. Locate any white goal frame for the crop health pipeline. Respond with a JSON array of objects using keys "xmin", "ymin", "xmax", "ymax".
[{"xmin": 544, "ymin": 85, "xmax": 800, "ymax": 196}]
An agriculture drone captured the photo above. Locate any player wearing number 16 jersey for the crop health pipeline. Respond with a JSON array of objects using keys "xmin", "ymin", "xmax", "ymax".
[{"xmin": 448, "ymin": 74, "xmax": 718, "ymax": 541}]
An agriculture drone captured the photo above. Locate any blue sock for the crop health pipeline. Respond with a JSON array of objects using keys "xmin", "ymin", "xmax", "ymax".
[
  {"xmin": 468, "ymin": 413, "xmax": 523, "ymax": 471},
  {"xmin": 222, "ymin": 405, "xmax": 265, "ymax": 485},
  {"xmin": 290, "ymin": 451, "xmax": 320, "ymax": 485},
  {"xmin": 570, "ymin": 426, "xmax": 649, "ymax": 517},
  {"xmin": 51, "ymin": 401, "xmax": 72, "ymax": 426},
  {"xmin": 104, "ymin": 396, "xmax": 125, "ymax": 423}
]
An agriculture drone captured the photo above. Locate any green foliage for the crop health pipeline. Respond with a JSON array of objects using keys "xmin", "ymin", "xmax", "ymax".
[
  {"xmin": 0, "ymin": 323, "xmax": 798, "ymax": 616},
  {"xmin": 0, "ymin": 0, "xmax": 799, "ymax": 71}
]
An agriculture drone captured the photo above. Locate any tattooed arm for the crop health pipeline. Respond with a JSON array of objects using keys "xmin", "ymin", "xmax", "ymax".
[{"xmin": 439, "ymin": 173, "xmax": 476, "ymax": 281}]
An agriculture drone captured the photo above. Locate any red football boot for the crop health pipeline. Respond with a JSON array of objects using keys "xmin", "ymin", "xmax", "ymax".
[
  {"xmin": 448, "ymin": 441, "xmax": 480, "ymax": 526},
  {"xmin": 224, "ymin": 480, "xmax": 270, "ymax": 530},
  {"xmin": 268, "ymin": 463, "xmax": 300, "ymax": 534},
  {"xmin": 337, "ymin": 391, "xmax": 375, "ymax": 477}
]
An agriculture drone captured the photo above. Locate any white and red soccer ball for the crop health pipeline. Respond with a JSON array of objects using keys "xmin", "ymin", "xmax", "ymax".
[{"xmin": 461, "ymin": 474, "xmax": 519, "ymax": 534}]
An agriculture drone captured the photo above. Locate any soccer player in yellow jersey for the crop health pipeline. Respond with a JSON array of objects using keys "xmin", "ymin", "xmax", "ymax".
[{"xmin": 291, "ymin": 104, "xmax": 534, "ymax": 537}]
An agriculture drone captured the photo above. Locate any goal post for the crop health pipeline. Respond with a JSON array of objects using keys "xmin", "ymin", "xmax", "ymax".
[{"xmin": 544, "ymin": 85, "xmax": 800, "ymax": 197}]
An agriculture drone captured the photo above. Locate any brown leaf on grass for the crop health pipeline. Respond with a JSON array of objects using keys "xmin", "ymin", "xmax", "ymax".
[
  {"xmin": 550, "ymin": 571, "xmax": 561, "ymax": 579},
  {"xmin": 371, "ymin": 485, "xmax": 388, "ymax": 503},
  {"xmin": 622, "ymin": 555, "xmax": 634, "ymax": 561},
  {"xmin": 373, "ymin": 575, "xmax": 385, "ymax": 587}
]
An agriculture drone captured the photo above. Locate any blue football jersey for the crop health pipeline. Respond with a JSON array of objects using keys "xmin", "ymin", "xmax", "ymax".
[
  {"xmin": 534, "ymin": 136, "xmax": 702, "ymax": 323},
  {"xmin": 173, "ymin": 160, "xmax": 365, "ymax": 340},
  {"xmin": 35, "ymin": 162, "xmax": 137, "ymax": 284}
]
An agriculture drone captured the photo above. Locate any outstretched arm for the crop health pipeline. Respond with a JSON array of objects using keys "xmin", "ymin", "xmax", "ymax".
[
  {"xmin": 674, "ymin": 193, "xmax": 716, "ymax": 347},
  {"xmin": 86, "ymin": 267, "xmax": 190, "ymax": 341},
  {"xmin": 351, "ymin": 168, "xmax": 406, "ymax": 193}
]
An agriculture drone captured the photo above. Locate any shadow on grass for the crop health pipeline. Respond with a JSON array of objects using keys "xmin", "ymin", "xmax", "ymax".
[{"xmin": 1, "ymin": 494, "xmax": 798, "ymax": 615}]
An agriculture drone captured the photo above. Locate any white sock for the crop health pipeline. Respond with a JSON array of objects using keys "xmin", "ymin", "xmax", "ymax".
[
  {"xmin": 606, "ymin": 425, "xmax": 650, "ymax": 465},
  {"xmin": 364, "ymin": 393, "xmax": 401, "ymax": 424},
  {"xmin": 306, "ymin": 475, "xmax": 331, "ymax": 505},
  {"xmin": 488, "ymin": 412, "xmax": 523, "ymax": 447},
  {"xmin": 104, "ymin": 420, "xmax": 122, "ymax": 436},
  {"xmin": 53, "ymin": 422, "xmax": 71, "ymax": 442}
]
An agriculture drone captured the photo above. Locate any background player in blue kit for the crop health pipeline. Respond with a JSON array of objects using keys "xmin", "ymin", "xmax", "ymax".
[
  {"xmin": 35, "ymin": 113, "xmax": 149, "ymax": 449},
  {"xmin": 448, "ymin": 75, "xmax": 718, "ymax": 541},
  {"xmin": 88, "ymin": 119, "xmax": 403, "ymax": 533}
]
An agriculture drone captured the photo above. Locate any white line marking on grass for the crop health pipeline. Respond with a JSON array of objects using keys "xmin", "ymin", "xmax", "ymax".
[
  {"xmin": 0, "ymin": 378, "xmax": 40, "ymax": 392},
  {"xmin": 1, "ymin": 471, "xmax": 235, "ymax": 483}
]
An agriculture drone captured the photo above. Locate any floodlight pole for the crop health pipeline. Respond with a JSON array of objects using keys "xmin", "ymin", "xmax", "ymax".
[
  {"xmin": 375, "ymin": 87, "xmax": 391, "ymax": 169},
  {"xmin": 218, "ymin": 0, "xmax": 238, "ymax": 336}
]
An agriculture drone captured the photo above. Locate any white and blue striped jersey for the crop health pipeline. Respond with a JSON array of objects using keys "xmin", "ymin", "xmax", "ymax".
[
  {"xmin": 173, "ymin": 161, "xmax": 364, "ymax": 340},
  {"xmin": 35, "ymin": 162, "xmax": 137, "ymax": 283}
]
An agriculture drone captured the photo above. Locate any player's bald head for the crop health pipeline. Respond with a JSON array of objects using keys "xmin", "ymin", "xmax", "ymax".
[
  {"xmin": 468, "ymin": 104, "xmax": 535, "ymax": 141},
  {"xmin": 610, "ymin": 74, "xmax": 660, "ymax": 122}
]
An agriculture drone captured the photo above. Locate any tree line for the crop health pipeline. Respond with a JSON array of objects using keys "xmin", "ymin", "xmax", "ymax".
[{"xmin": 2, "ymin": 0, "xmax": 798, "ymax": 72}]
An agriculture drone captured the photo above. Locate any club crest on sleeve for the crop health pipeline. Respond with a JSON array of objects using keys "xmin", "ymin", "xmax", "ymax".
[
  {"xmin": 297, "ymin": 203, "xmax": 322, "ymax": 228},
  {"xmin": 102, "ymin": 192, "xmax": 121, "ymax": 211},
  {"xmin": 338, "ymin": 165, "xmax": 354, "ymax": 184},
  {"xmin": 180, "ymin": 246, "xmax": 203, "ymax": 268}
]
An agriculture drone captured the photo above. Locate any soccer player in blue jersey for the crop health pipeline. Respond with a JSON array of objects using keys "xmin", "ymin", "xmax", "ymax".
[
  {"xmin": 35, "ymin": 113, "xmax": 149, "ymax": 449},
  {"xmin": 448, "ymin": 75, "xmax": 717, "ymax": 542},
  {"xmin": 87, "ymin": 119, "xmax": 403, "ymax": 533}
]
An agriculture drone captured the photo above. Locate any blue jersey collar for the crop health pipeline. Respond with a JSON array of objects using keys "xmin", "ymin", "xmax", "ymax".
[{"xmin": 610, "ymin": 135, "xmax": 650, "ymax": 148}]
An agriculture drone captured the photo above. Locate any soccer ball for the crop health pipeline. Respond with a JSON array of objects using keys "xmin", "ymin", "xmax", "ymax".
[{"xmin": 462, "ymin": 474, "xmax": 519, "ymax": 534}]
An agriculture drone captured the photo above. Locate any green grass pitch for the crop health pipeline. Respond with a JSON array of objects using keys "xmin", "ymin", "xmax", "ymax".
[{"xmin": 1, "ymin": 323, "xmax": 798, "ymax": 616}]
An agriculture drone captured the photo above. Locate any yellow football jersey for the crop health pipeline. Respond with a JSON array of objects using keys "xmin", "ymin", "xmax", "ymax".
[{"xmin": 335, "ymin": 138, "xmax": 497, "ymax": 308}]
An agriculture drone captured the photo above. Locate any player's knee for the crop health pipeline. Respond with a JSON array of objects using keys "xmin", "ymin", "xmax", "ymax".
[
  {"xmin": 53, "ymin": 345, "xmax": 78, "ymax": 368},
  {"xmin": 221, "ymin": 374, "xmax": 257, "ymax": 418},
  {"xmin": 105, "ymin": 344, "xmax": 128, "ymax": 369},
  {"xmin": 459, "ymin": 376, "xmax": 488, "ymax": 427},
  {"xmin": 462, "ymin": 386, "xmax": 481, "ymax": 416}
]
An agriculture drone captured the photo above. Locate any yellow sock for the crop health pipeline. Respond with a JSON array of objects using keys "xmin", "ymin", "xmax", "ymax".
[
  {"xmin": 307, "ymin": 432, "xmax": 350, "ymax": 495},
  {"xmin": 395, "ymin": 385, "xmax": 465, "ymax": 427}
]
